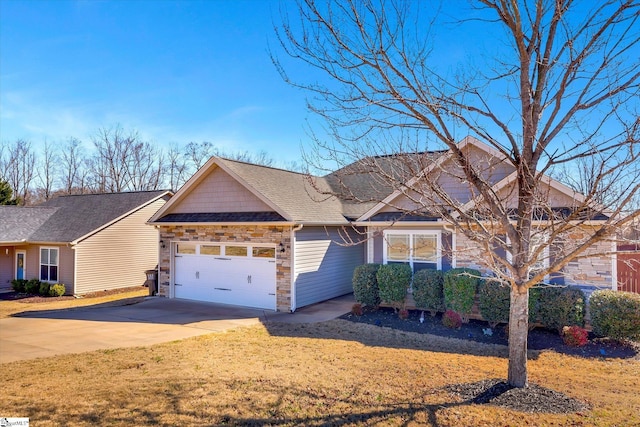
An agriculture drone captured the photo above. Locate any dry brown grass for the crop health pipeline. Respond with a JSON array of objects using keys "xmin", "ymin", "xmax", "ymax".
[
  {"xmin": 0, "ymin": 287, "xmax": 148, "ymax": 319},
  {"xmin": 0, "ymin": 319, "xmax": 638, "ymax": 426}
]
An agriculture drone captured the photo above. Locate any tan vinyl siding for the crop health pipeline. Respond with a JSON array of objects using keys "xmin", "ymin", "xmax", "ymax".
[
  {"xmin": 74, "ymin": 199, "xmax": 165, "ymax": 294},
  {"xmin": 294, "ymin": 226, "xmax": 364, "ymax": 308},
  {"xmin": 169, "ymin": 166, "xmax": 271, "ymax": 214}
]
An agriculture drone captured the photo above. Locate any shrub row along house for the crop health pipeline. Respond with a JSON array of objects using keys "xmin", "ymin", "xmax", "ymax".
[
  {"xmin": 148, "ymin": 137, "xmax": 616, "ymax": 312},
  {"xmin": 0, "ymin": 191, "xmax": 171, "ymax": 294}
]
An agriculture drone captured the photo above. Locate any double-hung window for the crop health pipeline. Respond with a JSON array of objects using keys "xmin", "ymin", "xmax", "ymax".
[
  {"xmin": 383, "ymin": 230, "xmax": 441, "ymax": 271},
  {"xmin": 40, "ymin": 247, "xmax": 59, "ymax": 282}
]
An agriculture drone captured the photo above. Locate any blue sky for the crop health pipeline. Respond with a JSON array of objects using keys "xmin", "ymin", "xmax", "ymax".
[
  {"xmin": 1, "ymin": 1, "xmax": 636, "ymax": 168},
  {"xmin": 0, "ymin": 0, "xmax": 313, "ymax": 163}
]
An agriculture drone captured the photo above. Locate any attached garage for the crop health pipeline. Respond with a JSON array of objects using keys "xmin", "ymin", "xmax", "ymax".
[{"xmin": 173, "ymin": 242, "xmax": 277, "ymax": 310}]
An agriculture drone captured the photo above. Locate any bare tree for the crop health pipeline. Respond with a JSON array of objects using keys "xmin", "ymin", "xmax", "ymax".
[
  {"xmin": 167, "ymin": 144, "xmax": 190, "ymax": 191},
  {"xmin": 275, "ymin": 0, "xmax": 640, "ymax": 388},
  {"xmin": 59, "ymin": 137, "xmax": 88, "ymax": 195},
  {"xmin": 33, "ymin": 139, "xmax": 58, "ymax": 203},
  {"xmin": 184, "ymin": 141, "xmax": 214, "ymax": 171},
  {"xmin": 127, "ymin": 141, "xmax": 165, "ymax": 191},
  {"xmin": 3, "ymin": 139, "xmax": 37, "ymax": 205}
]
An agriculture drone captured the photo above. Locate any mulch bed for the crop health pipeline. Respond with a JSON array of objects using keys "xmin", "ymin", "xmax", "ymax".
[
  {"xmin": 0, "ymin": 286, "xmax": 147, "ymax": 304},
  {"xmin": 341, "ymin": 306, "xmax": 639, "ymax": 360}
]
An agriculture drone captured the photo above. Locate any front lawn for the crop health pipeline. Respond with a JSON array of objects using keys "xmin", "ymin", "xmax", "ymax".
[{"xmin": 0, "ymin": 319, "xmax": 638, "ymax": 426}]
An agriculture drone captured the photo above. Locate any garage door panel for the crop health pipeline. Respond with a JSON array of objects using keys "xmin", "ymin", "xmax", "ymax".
[{"xmin": 173, "ymin": 246, "xmax": 276, "ymax": 310}]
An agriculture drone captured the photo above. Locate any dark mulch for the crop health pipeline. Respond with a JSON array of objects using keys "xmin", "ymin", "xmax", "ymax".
[
  {"xmin": 341, "ymin": 306, "xmax": 639, "ymax": 360},
  {"xmin": 0, "ymin": 286, "xmax": 147, "ymax": 304},
  {"xmin": 444, "ymin": 379, "xmax": 590, "ymax": 414}
]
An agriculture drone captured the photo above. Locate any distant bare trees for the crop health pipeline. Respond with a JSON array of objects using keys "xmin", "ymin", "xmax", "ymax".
[{"xmin": 0, "ymin": 125, "xmax": 279, "ymax": 205}]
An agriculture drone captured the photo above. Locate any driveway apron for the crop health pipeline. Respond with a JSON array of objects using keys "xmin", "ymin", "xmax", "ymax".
[{"xmin": 0, "ymin": 294, "xmax": 354, "ymax": 363}]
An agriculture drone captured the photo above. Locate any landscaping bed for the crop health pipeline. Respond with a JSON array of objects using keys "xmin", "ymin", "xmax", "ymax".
[
  {"xmin": 341, "ymin": 306, "xmax": 639, "ymax": 360},
  {"xmin": 0, "ymin": 286, "xmax": 147, "ymax": 303}
]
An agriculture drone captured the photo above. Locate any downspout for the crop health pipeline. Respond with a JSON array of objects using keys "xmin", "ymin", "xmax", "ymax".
[{"xmin": 289, "ymin": 224, "xmax": 304, "ymax": 312}]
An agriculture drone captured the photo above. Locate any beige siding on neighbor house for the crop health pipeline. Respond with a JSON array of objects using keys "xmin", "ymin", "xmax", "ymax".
[
  {"xmin": 0, "ymin": 246, "xmax": 13, "ymax": 289},
  {"xmin": 74, "ymin": 199, "xmax": 165, "ymax": 294},
  {"xmin": 169, "ymin": 166, "xmax": 271, "ymax": 214}
]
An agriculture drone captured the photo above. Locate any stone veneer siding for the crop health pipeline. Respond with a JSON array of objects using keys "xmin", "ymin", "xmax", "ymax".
[
  {"xmin": 158, "ymin": 225, "xmax": 292, "ymax": 311},
  {"xmin": 455, "ymin": 228, "xmax": 614, "ymax": 288}
]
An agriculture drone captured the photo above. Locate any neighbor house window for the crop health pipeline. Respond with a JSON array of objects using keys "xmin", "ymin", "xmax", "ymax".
[
  {"xmin": 383, "ymin": 231, "xmax": 441, "ymax": 271},
  {"xmin": 40, "ymin": 247, "xmax": 59, "ymax": 282}
]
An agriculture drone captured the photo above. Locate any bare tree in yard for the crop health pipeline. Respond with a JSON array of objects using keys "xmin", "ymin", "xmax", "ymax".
[{"xmin": 275, "ymin": 0, "xmax": 639, "ymax": 388}]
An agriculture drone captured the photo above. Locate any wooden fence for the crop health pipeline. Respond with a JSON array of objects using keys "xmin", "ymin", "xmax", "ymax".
[{"xmin": 617, "ymin": 244, "xmax": 640, "ymax": 294}]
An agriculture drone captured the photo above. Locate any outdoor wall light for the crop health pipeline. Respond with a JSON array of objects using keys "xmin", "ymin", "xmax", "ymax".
[
  {"xmin": 160, "ymin": 240, "xmax": 166, "ymax": 249},
  {"xmin": 4, "ymin": 248, "xmax": 8, "ymax": 256},
  {"xmin": 279, "ymin": 242, "xmax": 286, "ymax": 253}
]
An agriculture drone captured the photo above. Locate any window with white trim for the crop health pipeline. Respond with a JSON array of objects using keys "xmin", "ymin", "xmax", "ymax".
[
  {"xmin": 383, "ymin": 230, "xmax": 441, "ymax": 271},
  {"xmin": 40, "ymin": 247, "xmax": 59, "ymax": 282}
]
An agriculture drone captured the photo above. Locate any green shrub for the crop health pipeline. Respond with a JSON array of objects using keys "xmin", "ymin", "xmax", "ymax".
[
  {"xmin": 352, "ymin": 264, "xmax": 381, "ymax": 307},
  {"xmin": 412, "ymin": 269, "xmax": 445, "ymax": 316},
  {"xmin": 478, "ymin": 280, "xmax": 510, "ymax": 327},
  {"xmin": 376, "ymin": 264, "xmax": 411, "ymax": 310},
  {"xmin": 590, "ymin": 290, "xmax": 640, "ymax": 341},
  {"xmin": 39, "ymin": 281, "xmax": 51, "ymax": 296},
  {"xmin": 48, "ymin": 283, "xmax": 66, "ymax": 297},
  {"xmin": 444, "ymin": 268, "xmax": 481, "ymax": 322},
  {"xmin": 25, "ymin": 279, "xmax": 41, "ymax": 295},
  {"xmin": 536, "ymin": 286, "xmax": 585, "ymax": 333},
  {"xmin": 11, "ymin": 279, "xmax": 27, "ymax": 293},
  {"xmin": 528, "ymin": 286, "xmax": 542, "ymax": 325}
]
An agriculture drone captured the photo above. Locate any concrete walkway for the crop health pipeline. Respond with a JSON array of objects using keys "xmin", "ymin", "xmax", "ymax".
[{"xmin": 0, "ymin": 294, "xmax": 354, "ymax": 363}]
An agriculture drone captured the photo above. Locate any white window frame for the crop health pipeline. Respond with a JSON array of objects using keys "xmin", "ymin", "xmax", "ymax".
[
  {"xmin": 382, "ymin": 230, "xmax": 442, "ymax": 270},
  {"xmin": 39, "ymin": 247, "xmax": 59, "ymax": 283}
]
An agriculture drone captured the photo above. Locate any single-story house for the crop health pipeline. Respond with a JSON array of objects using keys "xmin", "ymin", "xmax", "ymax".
[
  {"xmin": 0, "ymin": 190, "xmax": 172, "ymax": 294},
  {"xmin": 148, "ymin": 137, "xmax": 615, "ymax": 312}
]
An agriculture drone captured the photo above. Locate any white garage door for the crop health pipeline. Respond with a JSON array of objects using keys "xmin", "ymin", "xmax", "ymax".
[{"xmin": 173, "ymin": 242, "xmax": 276, "ymax": 310}]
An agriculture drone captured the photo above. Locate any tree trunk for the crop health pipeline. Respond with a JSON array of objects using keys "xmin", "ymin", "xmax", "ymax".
[{"xmin": 507, "ymin": 285, "xmax": 530, "ymax": 387}]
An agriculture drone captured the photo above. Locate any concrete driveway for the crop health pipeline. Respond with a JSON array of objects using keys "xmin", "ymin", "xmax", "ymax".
[{"xmin": 0, "ymin": 295, "xmax": 354, "ymax": 363}]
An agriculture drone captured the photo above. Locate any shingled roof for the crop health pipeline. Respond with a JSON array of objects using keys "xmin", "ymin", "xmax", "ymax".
[{"xmin": 0, "ymin": 190, "xmax": 170, "ymax": 244}]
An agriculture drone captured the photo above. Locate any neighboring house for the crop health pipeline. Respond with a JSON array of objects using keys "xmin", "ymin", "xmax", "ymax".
[
  {"xmin": 148, "ymin": 137, "xmax": 614, "ymax": 312},
  {"xmin": 0, "ymin": 191, "xmax": 172, "ymax": 294}
]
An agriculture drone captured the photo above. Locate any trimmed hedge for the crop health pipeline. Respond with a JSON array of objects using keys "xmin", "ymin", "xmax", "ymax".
[
  {"xmin": 376, "ymin": 264, "xmax": 412, "ymax": 310},
  {"xmin": 39, "ymin": 281, "xmax": 51, "ymax": 296},
  {"xmin": 11, "ymin": 279, "xmax": 27, "ymax": 293},
  {"xmin": 352, "ymin": 264, "xmax": 381, "ymax": 307},
  {"xmin": 444, "ymin": 268, "xmax": 481, "ymax": 322},
  {"xmin": 412, "ymin": 269, "xmax": 444, "ymax": 316},
  {"xmin": 24, "ymin": 279, "xmax": 41, "ymax": 295},
  {"xmin": 478, "ymin": 280, "xmax": 510, "ymax": 327},
  {"xmin": 590, "ymin": 290, "xmax": 640, "ymax": 341},
  {"xmin": 535, "ymin": 286, "xmax": 585, "ymax": 332}
]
